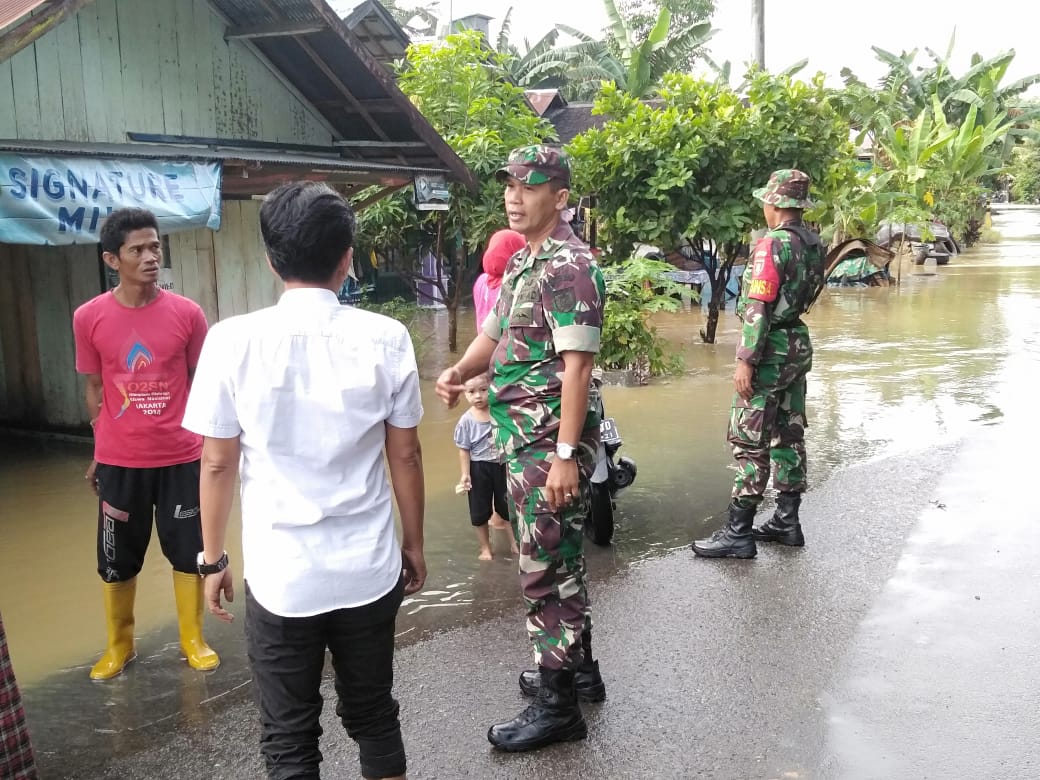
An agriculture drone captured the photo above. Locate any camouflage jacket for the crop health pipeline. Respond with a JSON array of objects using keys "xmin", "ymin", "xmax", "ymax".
[
  {"xmin": 736, "ymin": 220, "xmax": 824, "ymax": 365},
  {"xmin": 482, "ymin": 220, "xmax": 606, "ymax": 454}
]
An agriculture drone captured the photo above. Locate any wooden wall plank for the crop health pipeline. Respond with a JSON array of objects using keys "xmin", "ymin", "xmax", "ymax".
[
  {"xmin": 1, "ymin": 245, "xmax": 44, "ymax": 423},
  {"xmin": 0, "ymin": 59, "xmax": 16, "ymax": 138},
  {"xmin": 10, "ymin": 45, "xmax": 42, "ymax": 139},
  {"xmin": 95, "ymin": 0, "xmax": 126, "ymax": 142},
  {"xmin": 76, "ymin": 9, "xmax": 110, "ymax": 142},
  {"xmin": 116, "ymin": 0, "xmax": 148, "ymax": 137},
  {"xmin": 64, "ymin": 246, "xmax": 100, "ymax": 424},
  {"xmin": 226, "ymin": 41, "xmax": 256, "ymax": 139},
  {"xmin": 33, "ymin": 26, "xmax": 64, "ymax": 137},
  {"xmin": 209, "ymin": 3, "xmax": 232, "ymax": 137},
  {"xmin": 212, "ymin": 201, "xmax": 248, "ymax": 319},
  {"xmin": 66, "ymin": 246, "xmax": 101, "ymax": 313},
  {"xmin": 28, "ymin": 247, "xmax": 78, "ymax": 425},
  {"xmin": 155, "ymin": 0, "xmax": 182, "ymax": 135},
  {"xmin": 55, "ymin": 11, "xmax": 89, "ymax": 141},
  {"xmin": 0, "ymin": 306, "xmax": 7, "ymax": 413},
  {"xmin": 239, "ymin": 200, "xmax": 268, "ymax": 311},
  {"xmin": 168, "ymin": 231, "xmax": 198, "ymax": 303},
  {"xmin": 0, "ymin": 245, "xmax": 20, "ymax": 419},
  {"xmin": 193, "ymin": 228, "xmax": 219, "ymax": 324},
  {"xmin": 173, "ymin": 0, "xmax": 199, "ymax": 136},
  {"xmin": 192, "ymin": 0, "xmax": 217, "ymax": 136}
]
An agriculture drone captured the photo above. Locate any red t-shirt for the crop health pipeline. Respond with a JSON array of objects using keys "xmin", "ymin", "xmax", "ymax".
[{"xmin": 73, "ymin": 288, "xmax": 208, "ymax": 468}]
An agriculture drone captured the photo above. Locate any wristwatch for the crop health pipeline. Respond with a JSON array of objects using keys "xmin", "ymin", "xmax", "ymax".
[
  {"xmin": 197, "ymin": 551, "xmax": 229, "ymax": 576},
  {"xmin": 555, "ymin": 442, "xmax": 576, "ymax": 460}
]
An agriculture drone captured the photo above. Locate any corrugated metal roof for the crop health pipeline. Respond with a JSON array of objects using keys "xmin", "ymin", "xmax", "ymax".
[
  {"xmin": 0, "ymin": 139, "xmax": 451, "ymax": 197},
  {"xmin": 208, "ymin": 0, "xmax": 476, "ymax": 190},
  {"xmin": 0, "ymin": 0, "xmax": 48, "ymax": 30},
  {"xmin": 0, "ymin": 139, "xmax": 446, "ymax": 173}
]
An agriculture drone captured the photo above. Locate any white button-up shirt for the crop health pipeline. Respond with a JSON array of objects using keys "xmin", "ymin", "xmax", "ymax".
[{"xmin": 182, "ymin": 288, "xmax": 423, "ymax": 616}]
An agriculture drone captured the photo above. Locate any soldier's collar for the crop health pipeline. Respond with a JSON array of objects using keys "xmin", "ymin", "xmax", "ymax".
[{"xmin": 531, "ymin": 220, "xmax": 576, "ymax": 260}]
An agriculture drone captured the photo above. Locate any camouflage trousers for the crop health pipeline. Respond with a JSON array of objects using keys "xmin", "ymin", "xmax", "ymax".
[
  {"xmin": 505, "ymin": 440, "xmax": 595, "ymax": 671},
  {"xmin": 729, "ymin": 349, "xmax": 812, "ymax": 505}
]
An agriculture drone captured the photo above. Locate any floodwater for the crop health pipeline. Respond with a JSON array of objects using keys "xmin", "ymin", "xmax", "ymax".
[{"xmin": 3, "ymin": 207, "xmax": 1038, "ymax": 768}]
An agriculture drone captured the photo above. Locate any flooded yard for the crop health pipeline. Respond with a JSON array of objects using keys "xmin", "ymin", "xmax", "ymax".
[{"xmin": 3, "ymin": 207, "xmax": 1038, "ymax": 773}]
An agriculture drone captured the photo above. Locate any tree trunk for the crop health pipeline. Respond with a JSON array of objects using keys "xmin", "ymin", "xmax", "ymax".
[
  {"xmin": 699, "ymin": 246, "xmax": 735, "ymax": 344},
  {"xmin": 447, "ymin": 299, "xmax": 458, "ymax": 353}
]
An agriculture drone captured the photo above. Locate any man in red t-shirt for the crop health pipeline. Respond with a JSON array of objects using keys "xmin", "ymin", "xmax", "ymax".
[{"xmin": 73, "ymin": 207, "xmax": 218, "ymax": 680}]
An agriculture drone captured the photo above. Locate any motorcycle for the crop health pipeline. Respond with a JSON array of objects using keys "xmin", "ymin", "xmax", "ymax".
[{"xmin": 585, "ymin": 372, "xmax": 637, "ymax": 546}]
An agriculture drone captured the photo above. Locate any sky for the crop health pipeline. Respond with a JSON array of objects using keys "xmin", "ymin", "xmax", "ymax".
[{"xmin": 429, "ymin": 0, "xmax": 1040, "ymax": 92}]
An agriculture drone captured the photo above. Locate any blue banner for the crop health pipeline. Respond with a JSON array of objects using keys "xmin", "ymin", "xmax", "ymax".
[{"xmin": 0, "ymin": 154, "xmax": 222, "ymax": 245}]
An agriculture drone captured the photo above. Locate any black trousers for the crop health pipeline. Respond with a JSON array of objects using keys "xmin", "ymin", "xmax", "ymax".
[
  {"xmin": 94, "ymin": 460, "xmax": 203, "ymax": 581},
  {"xmin": 467, "ymin": 459, "xmax": 508, "ymax": 526},
  {"xmin": 244, "ymin": 579, "xmax": 406, "ymax": 780}
]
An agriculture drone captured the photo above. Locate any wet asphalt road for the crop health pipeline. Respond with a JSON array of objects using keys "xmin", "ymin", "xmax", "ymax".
[{"xmin": 35, "ymin": 405, "xmax": 1038, "ymax": 779}]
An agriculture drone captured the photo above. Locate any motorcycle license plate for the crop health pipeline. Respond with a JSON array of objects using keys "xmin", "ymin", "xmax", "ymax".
[{"xmin": 600, "ymin": 417, "xmax": 621, "ymax": 445}]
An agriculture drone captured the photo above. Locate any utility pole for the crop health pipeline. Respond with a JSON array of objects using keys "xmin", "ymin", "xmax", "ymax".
[{"xmin": 752, "ymin": 0, "xmax": 765, "ymax": 69}]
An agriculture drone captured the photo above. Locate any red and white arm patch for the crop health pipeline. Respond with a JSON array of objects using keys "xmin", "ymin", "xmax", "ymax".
[{"xmin": 747, "ymin": 238, "xmax": 780, "ymax": 302}]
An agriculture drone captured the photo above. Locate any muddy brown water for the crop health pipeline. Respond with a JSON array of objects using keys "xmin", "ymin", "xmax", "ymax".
[{"xmin": 2, "ymin": 207, "xmax": 1036, "ymax": 714}]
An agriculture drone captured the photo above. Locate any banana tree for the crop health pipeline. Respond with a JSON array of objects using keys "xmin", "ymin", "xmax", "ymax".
[
  {"xmin": 877, "ymin": 96, "xmax": 1015, "ymax": 242},
  {"xmin": 554, "ymin": 0, "xmax": 714, "ymax": 99},
  {"xmin": 495, "ymin": 9, "xmax": 573, "ymax": 88},
  {"xmin": 875, "ymin": 107, "xmax": 956, "ymax": 232}
]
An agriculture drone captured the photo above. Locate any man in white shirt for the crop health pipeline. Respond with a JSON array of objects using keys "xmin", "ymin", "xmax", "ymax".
[{"xmin": 182, "ymin": 182, "xmax": 425, "ymax": 780}]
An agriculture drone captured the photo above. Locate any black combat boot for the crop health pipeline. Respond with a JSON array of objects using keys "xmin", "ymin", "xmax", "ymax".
[
  {"xmin": 518, "ymin": 660, "xmax": 606, "ymax": 702},
  {"xmin": 753, "ymin": 492, "xmax": 805, "ymax": 546},
  {"xmin": 691, "ymin": 502, "xmax": 758, "ymax": 558},
  {"xmin": 519, "ymin": 629, "xmax": 606, "ymax": 702},
  {"xmin": 488, "ymin": 667, "xmax": 587, "ymax": 751}
]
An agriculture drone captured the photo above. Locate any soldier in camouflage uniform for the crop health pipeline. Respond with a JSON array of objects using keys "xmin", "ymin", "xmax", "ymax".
[
  {"xmin": 692, "ymin": 169, "xmax": 826, "ymax": 558},
  {"xmin": 435, "ymin": 145, "xmax": 606, "ymax": 752}
]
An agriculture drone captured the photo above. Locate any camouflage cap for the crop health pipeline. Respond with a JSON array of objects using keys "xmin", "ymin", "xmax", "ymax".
[
  {"xmin": 753, "ymin": 169, "xmax": 814, "ymax": 210},
  {"xmin": 495, "ymin": 144, "xmax": 571, "ymax": 187}
]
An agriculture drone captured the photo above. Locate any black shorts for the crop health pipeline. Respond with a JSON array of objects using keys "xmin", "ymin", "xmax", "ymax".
[
  {"xmin": 467, "ymin": 460, "xmax": 508, "ymax": 526},
  {"xmin": 94, "ymin": 460, "xmax": 203, "ymax": 581}
]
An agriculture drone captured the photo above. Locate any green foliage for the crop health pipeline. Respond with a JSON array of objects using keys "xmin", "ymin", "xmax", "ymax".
[
  {"xmin": 838, "ymin": 42, "xmax": 1040, "ymax": 147},
  {"xmin": 598, "ymin": 257, "xmax": 686, "ymax": 376},
  {"xmin": 568, "ymin": 71, "xmax": 854, "ymax": 261},
  {"xmin": 619, "ymin": 0, "xmax": 715, "ymax": 49},
  {"xmin": 495, "ymin": 10, "xmax": 571, "ymax": 89},
  {"xmin": 356, "ymin": 31, "xmax": 556, "ymax": 276},
  {"xmin": 875, "ymin": 98, "xmax": 1017, "ymax": 241},
  {"xmin": 568, "ymin": 69, "xmax": 853, "ymax": 342},
  {"xmin": 815, "ymin": 166, "xmax": 908, "ymax": 245},
  {"xmin": 836, "ymin": 42, "xmax": 1039, "ymax": 244},
  {"xmin": 1008, "ymin": 138, "xmax": 1040, "ymax": 202},
  {"xmin": 554, "ymin": 0, "xmax": 714, "ymax": 99}
]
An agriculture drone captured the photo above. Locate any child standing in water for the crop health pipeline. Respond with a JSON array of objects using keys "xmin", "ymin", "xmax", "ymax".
[{"xmin": 454, "ymin": 373, "xmax": 515, "ymax": 559}]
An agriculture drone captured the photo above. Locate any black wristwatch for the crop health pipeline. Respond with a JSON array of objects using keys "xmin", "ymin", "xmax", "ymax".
[{"xmin": 197, "ymin": 551, "xmax": 229, "ymax": 576}]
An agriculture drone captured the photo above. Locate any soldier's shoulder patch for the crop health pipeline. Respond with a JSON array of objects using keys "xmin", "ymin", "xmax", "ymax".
[
  {"xmin": 552, "ymin": 287, "xmax": 577, "ymax": 313},
  {"xmin": 748, "ymin": 237, "xmax": 780, "ymax": 302}
]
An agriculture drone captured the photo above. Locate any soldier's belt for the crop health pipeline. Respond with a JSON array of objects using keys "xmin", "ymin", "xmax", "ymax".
[{"xmin": 770, "ymin": 318, "xmax": 806, "ymax": 331}]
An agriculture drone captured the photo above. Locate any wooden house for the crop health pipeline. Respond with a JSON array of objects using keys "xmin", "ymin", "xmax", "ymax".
[{"xmin": 0, "ymin": 0, "xmax": 473, "ymax": 430}]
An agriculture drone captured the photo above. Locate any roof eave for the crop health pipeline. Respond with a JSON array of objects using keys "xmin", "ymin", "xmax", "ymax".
[
  {"xmin": 307, "ymin": 0, "xmax": 478, "ymax": 193},
  {"xmin": 0, "ymin": 0, "xmax": 96, "ymax": 62}
]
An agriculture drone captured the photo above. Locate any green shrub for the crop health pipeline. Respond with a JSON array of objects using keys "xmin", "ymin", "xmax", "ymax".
[{"xmin": 598, "ymin": 256, "xmax": 687, "ymax": 378}]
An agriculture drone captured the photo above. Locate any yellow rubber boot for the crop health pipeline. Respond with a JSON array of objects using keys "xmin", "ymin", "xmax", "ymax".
[
  {"xmin": 90, "ymin": 579, "xmax": 137, "ymax": 681},
  {"xmin": 172, "ymin": 571, "xmax": 220, "ymax": 671}
]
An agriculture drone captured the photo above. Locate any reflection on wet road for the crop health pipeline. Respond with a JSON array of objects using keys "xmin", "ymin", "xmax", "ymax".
[{"xmin": 3, "ymin": 207, "xmax": 1039, "ymax": 776}]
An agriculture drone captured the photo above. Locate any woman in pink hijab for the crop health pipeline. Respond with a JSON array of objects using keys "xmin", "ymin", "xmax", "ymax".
[{"xmin": 474, "ymin": 229, "xmax": 526, "ymax": 328}]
